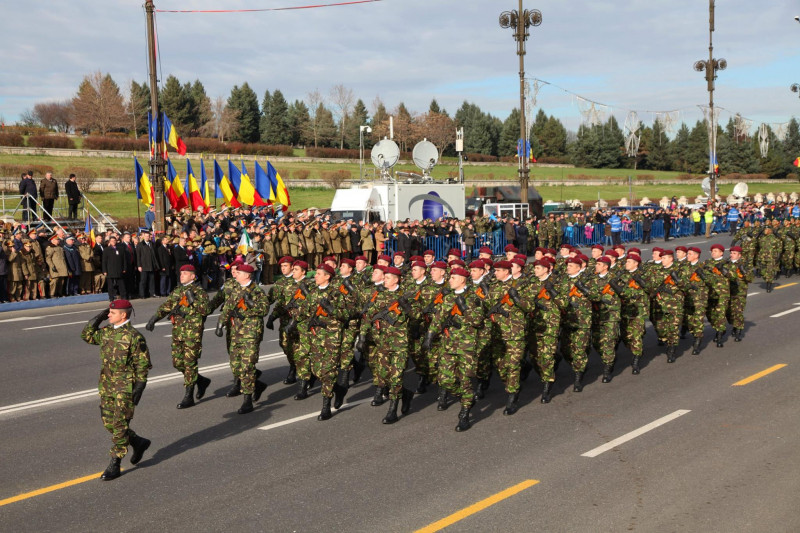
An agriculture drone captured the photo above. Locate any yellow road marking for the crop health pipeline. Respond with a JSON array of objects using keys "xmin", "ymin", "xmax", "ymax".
[
  {"xmin": 776, "ymin": 282, "xmax": 798, "ymax": 290},
  {"xmin": 0, "ymin": 470, "xmax": 115, "ymax": 507},
  {"xmin": 732, "ymin": 364, "xmax": 787, "ymax": 386},
  {"xmin": 414, "ymin": 479, "xmax": 539, "ymax": 533}
]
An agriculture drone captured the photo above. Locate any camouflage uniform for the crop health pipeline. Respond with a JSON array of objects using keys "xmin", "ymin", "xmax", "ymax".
[
  {"xmin": 359, "ymin": 287, "xmax": 410, "ymax": 401},
  {"xmin": 153, "ymin": 282, "xmax": 210, "ymax": 386},
  {"xmin": 209, "ymin": 278, "xmax": 240, "ymax": 353},
  {"xmin": 267, "ymin": 274, "xmax": 295, "ymax": 367},
  {"xmin": 297, "ymin": 282, "xmax": 347, "ymax": 398},
  {"xmin": 780, "ymin": 223, "xmax": 796, "ymax": 275},
  {"xmin": 285, "ymin": 279, "xmax": 314, "ymax": 384},
  {"xmin": 727, "ymin": 259, "xmax": 753, "ymax": 336},
  {"xmin": 702, "ymin": 258, "xmax": 733, "ymax": 337},
  {"xmin": 524, "ymin": 275, "xmax": 563, "ymax": 384},
  {"xmin": 679, "ymin": 261, "xmax": 708, "ymax": 340},
  {"xmin": 646, "ymin": 264, "xmax": 684, "ymax": 348},
  {"xmin": 81, "ymin": 319, "xmax": 151, "ymax": 458},
  {"xmin": 470, "ymin": 277, "xmax": 493, "ymax": 389},
  {"xmin": 757, "ymin": 231, "xmax": 781, "ymax": 284},
  {"xmin": 336, "ymin": 275, "xmax": 362, "ymax": 372},
  {"xmin": 614, "ymin": 268, "xmax": 649, "ymax": 369},
  {"xmin": 220, "ymin": 281, "xmax": 270, "ymax": 394},
  {"xmin": 558, "ymin": 275, "xmax": 595, "ymax": 374},
  {"xmin": 415, "ymin": 280, "xmax": 451, "ymax": 383},
  {"xmin": 588, "ymin": 273, "xmax": 621, "ymax": 368},
  {"xmin": 487, "ymin": 277, "xmax": 528, "ymax": 395}
]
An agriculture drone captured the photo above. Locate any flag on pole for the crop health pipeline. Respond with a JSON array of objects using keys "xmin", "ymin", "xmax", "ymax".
[
  {"xmin": 135, "ymin": 156, "xmax": 154, "ymax": 206},
  {"xmin": 199, "ymin": 159, "xmax": 211, "ymax": 211},
  {"xmin": 235, "ymin": 161, "xmax": 267, "ymax": 206},
  {"xmin": 517, "ymin": 139, "xmax": 536, "ymax": 162},
  {"xmin": 85, "ymin": 213, "xmax": 95, "ymax": 248},
  {"xmin": 214, "ymin": 159, "xmax": 240, "ymax": 207},
  {"xmin": 147, "ymin": 111, "xmax": 156, "ymax": 159},
  {"xmin": 711, "ymin": 154, "xmax": 720, "ymax": 174},
  {"xmin": 237, "ymin": 229, "xmax": 253, "ymax": 255},
  {"xmin": 185, "ymin": 159, "xmax": 206, "ymax": 213},
  {"xmin": 793, "ymin": 157, "xmax": 800, "ymax": 167},
  {"xmin": 165, "ymin": 159, "xmax": 189, "ymax": 210},
  {"xmin": 254, "ymin": 161, "xmax": 275, "ymax": 204},
  {"xmin": 266, "ymin": 161, "xmax": 291, "ymax": 210},
  {"xmin": 162, "ymin": 112, "xmax": 187, "ymax": 156}
]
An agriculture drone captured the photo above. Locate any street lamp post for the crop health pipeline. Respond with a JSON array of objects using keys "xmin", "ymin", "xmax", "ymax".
[
  {"xmin": 499, "ymin": 1, "xmax": 542, "ymax": 208},
  {"xmin": 359, "ymin": 125, "xmax": 372, "ymax": 183},
  {"xmin": 693, "ymin": 0, "xmax": 726, "ymax": 205}
]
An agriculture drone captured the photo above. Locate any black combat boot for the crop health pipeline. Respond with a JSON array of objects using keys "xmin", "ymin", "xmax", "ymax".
[
  {"xmin": 455, "ymin": 405, "xmax": 472, "ymax": 432},
  {"xmin": 177, "ymin": 385, "xmax": 195, "ymax": 409},
  {"xmin": 352, "ymin": 358, "xmax": 366, "ymax": 384},
  {"xmin": 766, "ymin": 282, "xmax": 773, "ymax": 293},
  {"xmin": 601, "ymin": 363, "xmax": 613, "ymax": 383},
  {"xmin": 100, "ymin": 457, "xmax": 122, "ymax": 481},
  {"xmin": 631, "ymin": 357, "xmax": 641, "ymax": 375},
  {"xmin": 692, "ymin": 336, "xmax": 702, "ymax": 354},
  {"xmin": 416, "ymin": 375, "xmax": 428, "ymax": 394},
  {"xmin": 226, "ymin": 379, "xmax": 241, "ymax": 397},
  {"xmin": 666, "ymin": 345, "xmax": 676, "ymax": 363},
  {"xmin": 541, "ymin": 382, "xmax": 552, "ymax": 404},
  {"xmin": 129, "ymin": 433, "xmax": 151, "ymax": 465},
  {"xmin": 238, "ymin": 394, "xmax": 254, "ymax": 414},
  {"xmin": 715, "ymin": 331, "xmax": 724, "ymax": 348},
  {"xmin": 253, "ymin": 380, "xmax": 268, "ymax": 402},
  {"xmin": 475, "ymin": 378, "xmax": 489, "ymax": 399},
  {"xmin": 333, "ymin": 369, "xmax": 349, "ymax": 409},
  {"xmin": 195, "ymin": 375, "xmax": 211, "ymax": 399},
  {"xmin": 573, "ymin": 371, "xmax": 584, "ymax": 392},
  {"xmin": 520, "ymin": 358, "xmax": 533, "ymax": 382},
  {"xmin": 294, "ymin": 380, "xmax": 309, "ymax": 400},
  {"xmin": 382, "ymin": 399, "xmax": 399, "ymax": 424},
  {"xmin": 680, "ymin": 326, "xmax": 688, "ymax": 339},
  {"xmin": 370, "ymin": 386, "xmax": 385, "ymax": 406},
  {"xmin": 307, "ymin": 375, "xmax": 317, "ymax": 389},
  {"xmin": 318, "ymin": 396, "xmax": 332, "ymax": 421},
  {"xmin": 400, "ymin": 387, "xmax": 413, "ymax": 415},
  {"xmin": 283, "ymin": 364, "xmax": 297, "ymax": 384},
  {"xmin": 734, "ymin": 328, "xmax": 744, "ymax": 342},
  {"xmin": 502, "ymin": 391, "xmax": 520, "ymax": 415},
  {"xmin": 436, "ymin": 387, "xmax": 449, "ymax": 411}
]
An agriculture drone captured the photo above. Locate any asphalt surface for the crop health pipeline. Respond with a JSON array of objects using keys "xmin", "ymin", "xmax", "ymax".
[{"xmin": 1, "ymin": 232, "xmax": 799, "ymax": 533}]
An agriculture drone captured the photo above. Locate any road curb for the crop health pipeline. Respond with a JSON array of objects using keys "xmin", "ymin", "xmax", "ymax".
[{"xmin": 0, "ymin": 293, "xmax": 108, "ymax": 313}]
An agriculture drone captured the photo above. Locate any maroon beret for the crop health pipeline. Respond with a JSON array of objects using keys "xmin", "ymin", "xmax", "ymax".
[
  {"xmin": 340, "ymin": 258, "xmax": 356, "ymax": 267},
  {"xmin": 675, "ymin": 246, "xmax": 688, "ymax": 253},
  {"xmin": 448, "ymin": 248, "xmax": 462, "ymax": 257},
  {"xmin": 449, "ymin": 259, "xmax": 466, "ymax": 268},
  {"xmin": 373, "ymin": 264, "xmax": 386, "ymax": 273},
  {"xmin": 534, "ymin": 247, "xmax": 545, "ymax": 254},
  {"xmin": 450, "ymin": 267, "xmax": 469, "ymax": 278},
  {"xmin": 394, "ymin": 251, "xmax": 405, "ymax": 257},
  {"xmin": 409, "ymin": 255, "xmax": 423, "ymax": 262},
  {"xmin": 533, "ymin": 259, "xmax": 551, "ymax": 268},
  {"xmin": 730, "ymin": 245, "xmax": 743, "ymax": 253},
  {"xmin": 591, "ymin": 244, "xmax": 604, "ymax": 251},
  {"xmin": 688, "ymin": 247, "xmax": 701, "ymax": 254},
  {"xmin": 482, "ymin": 258, "xmax": 494, "ymax": 268},
  {"xmin": 511, "ymin": 257, "xmax": 526, "ymax": 267},
  {"xmin": 354, "ymin": 255, "xmax": 367, "ymax": 262},
  {"xmin": 627, "ymin": 253, "xmax": 642, "ymax": 263},
  {"xmin": 292, "ymin": 260, "xmax": 308, "ymax": 271},
  {"xmin": 605, "ymin": 250, "xmax": 619, "ymax": 258},
  {"xmin": 627, "ymin": 247, "xmax": 641, "ymax": 255},
  {"xmin": 660, "ymin": 249, "xmax": 674, "ymax": 256},
  {"xmin": 109, "ymin": 299, "xmax": 132, "ymax": 309},
  {"xmin": 238, "ymin": 264, "xmax": 255, "ymax": 273},
  {"xmin": 504, "ymin": 244, "xmax": 518, "ymax": 253},
  {"xmin": 478, "ymin": 246, "xmax": 492, "ymax": 254},
  {"xmin": 566, "ymin": 257, "xmax": 582, "ymax": 266},
  {"xmin": 597, "ymin": 256, "xmax": 612, "ymax": 265},
  {"xmin": 710, "ymin": 244, "xmax": 725, "ymax": 252},
  {"xmin": 323, "ymin": 255, "xmax": 336, "ymax": 263},
  {"xmin": 278, "ymin": 256, "xmax": 294, "ymax": 265},
  {"xmin": 431, "ymin": 261, "xmax": 448, "ymax": 270},
  {"xmin": 560, "ymin": 243, "xmax": 573, "ymax": 250},
  {"xmin": 494, "ymin": 260, "xmax": 512, "ymax": 270},
  {"xmin": 652, "ymin": 247, "xmax": 663, "ymax": 253},
  {"xmin": 411, "ymin": 261, "xmax": 426, "ymax": 269},
  {"xmin": 424, "ymin": 249, "xmax": 436, "ymax": 256},
  {"xmin": 377, "ymin": 254, "xmax": 392, "ymax": 262},
  {"xmin": 469, "ymin": 260, "xmax": 485, "ymax": 270},
  {"xmin": 179, "ymin": 264, "xmax": 196, "ymax": 272},
  {"xmin": 384, "ymin": 266, "xmax": 402, "ymax": 277},
  {"xmin": 318, "ymin": 264, "xmax": 335, "ymax": 276}
]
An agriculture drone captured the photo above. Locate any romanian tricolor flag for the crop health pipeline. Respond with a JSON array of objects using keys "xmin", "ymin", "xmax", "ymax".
[
  {"xmin": 266, "ymin": 161, "xmax": 291, "ymax": 210},
  {"xmin": 199, "ymin": 159, "xmax": 211, "ymax": 211},
  {"xmin": 165, "ymin": 159, "xmax": 189, "ymax": 210},
  {"xmin": 162, "ymin": 112, "xmax": 187, "ymax": 156},
  {"xmin": 254, "ymin": 161, "xmax": 275, "ymax": 204},
  {"xmin": 214, "ymin": 159, "xmax": 240, "ymax": 208},
  {"xmin": 229, "ymin": 160, "xmax": 267, "ymax": 207},
  {"xmin": 711, "ymin": 155, "xmax": 720, "ymax": 174},
  {"xmin": 185, "ymin": 159, "xmax": 206, "ymax": 213},
  {"xmin": 793, "ymin": 157, "xmax": 800, "ymax": 167},
  {"xmin": 134, "ymin": 157, "xmax": 154, "ymax": 206},
  {"xmin": 85, "ymin": 213, "xmax": 95, "ymax": 248}
]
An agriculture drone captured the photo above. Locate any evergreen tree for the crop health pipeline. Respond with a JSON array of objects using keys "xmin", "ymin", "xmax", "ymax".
[
  {"xmin": 455, "ymin": 101, "xmax": 493, "ymax": 155},
  {"xmin": 569, "ymin": 125, "xmax": 600, "ymax": 167},
  {"xmin": 686, "ymin": 120, "xmax": 709, "ymax": 173},
  {"xmin": 345, "ymin": 99, "xmax": 369, "ymax": 149},
  {"xmin": 783, "ymin": 118, "xmax": 800, "ymax": 175},
  {"xmin": 371, "ymin": 98, "xmax": 389, "ymax": 142},
  {"xmin": 227, "ymin": 82, "xmax": 260, "ymax": 143},
  {"xmin": 758, "ymin": 127, "xmax": 786, "ymax": 179},
  {"xmin": 261, "ymin": 89, "xmax": 290, "ymax": 145},
  {"xmin": 429, "ymin": 99, "xmax": 441, "ymax": 114},
  {"xmin": 499, "ymin": 108, "xmax": 521, "ymax": 158},
  {"xmin": 597, "ymin": 116, "xmax": 625, "ymax": 168},
  {"xmin": 648, "ymin": 119, "xmax": 671, "ymax": 170},
  {"xmin": 258, "ymin": 90, "xmax": 272, "ymax": 143},
  {"xmin": 540, "ymin": 115, "xmax": 568, "ymax": 158},
  {"xmin": 531, "ymin": 108, "xmax": 548, "ymax": 140},
  {"xmin": 670, "ymin": 123, "xmax": 691, "ymax": 172},
  {"xmin": 287, "ymin": 100, "xmax": 311, "ymax": 146},
  {"xmin": 189, "ymin": 80, "xmax": 211, "ymax": 136},
  {"xmin": 160, "ymin": 75, "xmax": 194, "ymax": 132},
  {"xmin": 315, "ymin": 103, "xmax": 337, "ymax": 147}
]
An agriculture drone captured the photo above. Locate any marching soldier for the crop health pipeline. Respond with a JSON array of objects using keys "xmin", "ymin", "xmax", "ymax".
[
  {"xmin": 266, "ymin": 256, "xmax": 298, "ymax": 383},
  {"xmin": 727, "ymin": 246, "xmax": 753, "ymax": 342},
  {"xmin": 681, "ymin": 247, "xmax": 708, "ymax": 355},
  {"xmin": 525, "ymin": 259, "xmax": 564, "ymax": 402},
  {"xmin": 146, "ymin": 264, "xmax": 211, "ymax": 409},
  {"xmin": 616, "ymin": 253, "xmax": 648, "ymax": 374},
  {"xmin": 588, "ymin": 256, "xmax": 622, "ymax": 383},
  {"xmin": 757, "ymin": 226, "xmax": 781, "ymax": 292},
  {"xmin": 81, "ymin": 300, "xmax": 151, "ymax": 481},
  {"xmin": 702, "ymin": 244, "xmax": 733, "ymax": 347},
  {"xmin": 647, "ymin": 250, "xmax": 684, "ymax": 363},
  {"xmin": 559, "ymin": 257, "xmax": 596, "ymax": 392}
]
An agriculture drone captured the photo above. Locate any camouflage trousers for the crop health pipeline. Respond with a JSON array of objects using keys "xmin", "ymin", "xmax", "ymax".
[
  {"xmin": 726, "ymin": 294, "xmax": 747, "ymax": 330},
  {"xmin": 652, "ymin": 301, "xmax": 683, "ymax": 346},
  {"xmin": 534, "ymin": 333, "xmax": 558, "ymax": 382},
  {"xmin": 706, "ymin": 295, "xmax": 729, "ymax": 333},
  {"xmin": 591, "ymin": 320, "xmax": 620, "ymax": 366},
  {"xmin": 437, "ymin": 349, "xmax": 476, "ymax": 407},
  {"xmin": 371, "ymin": 348, "xmax": 408, "ymax": 400},
  {"xmin": 492, "ymin": 335, "xmax": 524, "ymax": 393},
  {"xmin": 100, "ymin": 392, "xmax": 135, "ymax": 459},
  {"xmin": 279, "ymin": 324, "xmax": 299, "ymax": 367},
  {"xmin": 475, "ymin": 334, "xmax": 494, "ymax": 381},
  {"xmin": 339, "ymin": 321, "xmax": 359, "ymax": 369},
  {"xmin": 561, "ymin": 326, "xmax": 591, "ymax": 372},
  {"xmin": 620, "ymin": 315, "xmax": 645, "ymax": 357},
  {"xmin": 229, "ymin": 338, "xmax": 260, "ymax": 395},
  {"xmin": 309, "ymin": 330, "xmax": 342, "ymax": 398},
  {"xmin": 408, "ymin": 322, "xmax": 429, "ymax": 377},
  {"xmin": 294, "ymin": 333, "xmax": 313, "ymax": 382},
  {"xmin": 683, "ymin": 296, "xmax": 707, "ymax": 338},
  {"xmin": 171, "ymin": 336, "xmax": 201, "ymax": 387},
  {"xmin": 759, "ymin": 259, "xmax": 778, "ymax": 282},
  {"xmin": 795, "ymin": 252, "xmax": 800, "ymax": 269}
]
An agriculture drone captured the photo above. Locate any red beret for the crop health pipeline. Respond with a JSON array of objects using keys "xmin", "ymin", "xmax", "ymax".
[
  {"xmin": 675, "ymin": 246, "xmax": 688, "ymax": 253},
  {"xmin": 597, "ymin": 256, "xmax": 612, "ymax": 265},
  {"xmin": 482, "ymin": 258, "xmax": 494, "ymax": 268},
  {"xmin": 409, "ymin": 255, "xmax": 423, "ymax": 262},
  {"xmin": 533, "ymin": 259, "xmax": 551, "ymax": 268},
  {"xmin": 478, "ymin": 246, "xmax": 492, "ymax": 254},
  {"xmin": 354, "ymin": 255, "xmax": 367, "ymax": 262},
  {"xmin": 469, "ymin": 260, "xmax": 485, "ymax": 270},
  {"xmin": 660, "ymin": 249, "xmax": 674, "ymax": 256},
  {"xmin": 688, "ymin": 247, "xmax": 701, "ymax": 254},
  {"xmin": 591, "ymin": 244, "xmax": 604, "ymax": 251},
  {"xmin": 450, "ymin": 267, "xmax": 469, "ymax": 278},
  {"xmin": 448, "ymin": 248, "xmax": 462, "ymax": 257},
  {"xmin": 238, "ymin": 264, "xmax": 255, "ymax": 273},
  {"xmin": 534, "ymin": 247, "xmax": 545, "ymax": 254},
  {"xmin": 560, "ymin": 244, "xmax": 573, "ymax": 250},
  {"xmin": 628, "ymin": 247, "xmax": 641, "ymax": 255},
  {"xmin": 179, "ymin": 264, "xmax": 196, "ymax": 272},
  {"xmin": 384, "ymin": 266, "xmax": 402, "ymax": 277},
  {"xmin": 323, "ymin": 255, "xmax": 336, "ymax": 263},
  {"xmin": 605, "ymin": 250, "xmax": 619, "ymax": 258},
  {"xmin": 710, "ymin": 244, "xmax": 725, "ymax": 252},
  {"xmin": 566, "ymin": 257, "xmax": 582, "ymax": 266},
  {"xmin": 292, "ymin": 260, "xmax": 308, "ymax": 271},
  {"xmin": 543, "ymin": 256, "xmax": 557, "ymax": 265},
  {"xmin": 393, "ymin": 251, "xmax": 405, "ymax": 257},
  {"xmin": 730, "ymin": 246, "xmax": 743, "ymax": 253},
  {"xmin": 494, "ymin": 260, "xmax": 512, "ymax": 270},
  {"xmin": 627, "ymin": 253, "xmax": 642, "ymax": 263},
  {"xmin": 318, "ymin": 264, "xmax": 335, "ymax": 276},
  {"xmin": 278, "ymin": 256, "xmax": 294, "ymax": 265},
  {"xmin": 340, "ymin": 258, "xmax": 356, "ymax": 267},
  {"xmin": 377, "ymin": 254, "xmax": 392, "ymax": 262},
  {"xmin": 109, "ymin": 299, "xmax": 132, "ymax": 309},
  {"xmin": 614, "ymin": 244, "xmax": 626, "ymax": 251},
  {"xmin": 547, "ymin": 248, "xmax": 557, "ymax": 255},
  {"xmin": 431, "ymin": 261, "xmax": 448, "ymax": 270},
  {"xmin": 373, "ymin": 264, "xmax": 386, "ymax": 273},
  {"xmin": 449, "ymin": 259, "xmax": 466, "ymax": 267},
  {"xmin": 231, "ymin": 259, "xmax": 245, "ymax": 267},
  {"xmin": 424, "ymin": 249, "xmax": 436, "ymax": 256},
  {"xmin": 511, "ymin": 257, "xmax": 526, "ymax": 267},
  {"xmin": 503, "ymin": 245, "xmax": 518, "ymax": 253},
  {"xmin": 652, "ymin": 247, "xmax": 663, "ymax": 253},
  {"xmin": 411, "ymin": 261, "xmax": 426, "ymax": 269},
  {"xmin": 577, "ymin": 254, "xmax": 589, "ymax": 263}
]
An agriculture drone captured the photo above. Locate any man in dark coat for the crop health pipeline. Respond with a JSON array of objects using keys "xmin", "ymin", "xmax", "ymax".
[
  {"xmin": 662, "ymin": 211, "xmax": 672, "ymax": 242},
  {"xmin": 18, "ymin": 171, "xmax": 37, "ymax": 222},
  {"xmin": 641, "ymin": 212, "xmax": 653, "ymax": 244},
  {"xmin": 172, "ymin": 236, "xmax": 190, "ymax": 271},
  {"xmin": 102, "ymin": 236, "xmax": 127, "ymax": 300},
  {"xmin": 136, "ymin": 231, "xmax": 158, "ymax": 299},
  {"xmin": 65, "ymin": 174, "xmax": 81, "ymax": 219},
  {"xmin": 156, "ymin": 236, "xmax": 174, "ymax": 296},
  {"xmin": 120, "ymin": 233, "xmax": 137, "ymax": 298},
  {"xmin": 63, "ymin": 235, "xmax": 82, "ymax": 296}
]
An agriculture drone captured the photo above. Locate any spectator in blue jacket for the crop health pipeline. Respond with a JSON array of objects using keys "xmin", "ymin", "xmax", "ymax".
[{"xmin": 608, "ymin": 213, "xmax": 622, "ymax": 246}]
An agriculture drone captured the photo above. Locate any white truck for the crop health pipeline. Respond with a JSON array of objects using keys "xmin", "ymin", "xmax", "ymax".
[{"xmin": 330, "ymin": 182, "xmax": 466, "ymax": 222}]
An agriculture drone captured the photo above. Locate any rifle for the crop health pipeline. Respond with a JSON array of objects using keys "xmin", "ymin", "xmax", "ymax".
[
  {"xmin": 371, "ymin": 300, "xmax": 403, "ymax": 328},
  {"xmin": 488, "ymin": 293, "xmax": 513, "ymax": 320}
]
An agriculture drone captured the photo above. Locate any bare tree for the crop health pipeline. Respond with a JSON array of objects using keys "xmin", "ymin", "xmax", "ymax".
[
  {"xmin": 71, "ymin": 71, "xmax": 127, "ymax": 135},
  {"xmin": 305, "ymin": 89, "xmax": 324, "ymax": 148},
  {"xmin": 416, "ymin": 112, "xmax": 455, "ymax": 159},
  {"xmin": 33, "ymin": 101, "xmax": 73, "ymax": 132},
  {"xmin": 201, "ymin": 96, "xmax": 239, "ymax": 142},
  {"xmin": 329, "ymin": 84, "xmax": 354, "ymax": 149},
  {"xmin": 18, "ymin": 108, "xmax": 39, "ymax": 127}
]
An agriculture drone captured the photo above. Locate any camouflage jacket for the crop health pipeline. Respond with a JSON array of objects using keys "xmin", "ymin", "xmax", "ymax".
[
  {"xmin": 728, "ymin": 259, "xmax": 754, "ymax": 297},
  {"xmin": 81, "ymin": 321, "xmax": 152, "ymax": 395},
  {"xmin": 613, "ymin": 268, "xmax": 650, "ymax": 318},
  {"xmin": 524, "ymin": 275, "xmax": 564, "ymax": 336},
  {"xmin": 428, "ymin": 286, "xmax": 484, "ymax": 363},
  {"xmin": 155, "ymin": 282, "xmax": 210, "ymax": 340},
  {"xmin": 359, "ymin": 286, "xmax": 410, "ymax": 351},
  {"xmin": 221, "ymin": 281, "xmax": 270, "ymax": 343},
  {"xmin": 209, "ymin": 278, "xmax": 239, "ymax": 311},
  {"xmin": 701, "ymin": 258, "xmax": 734, "ymax": 300}
]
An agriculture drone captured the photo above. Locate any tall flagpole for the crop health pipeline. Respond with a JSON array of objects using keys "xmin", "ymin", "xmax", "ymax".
[{"xmin": 145, "ymin": 0, "xmax": 166, "ymax": 234}]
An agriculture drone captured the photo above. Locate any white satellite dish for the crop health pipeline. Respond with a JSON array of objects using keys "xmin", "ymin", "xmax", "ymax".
[
  {"xmin": 412, "ymin": 139, "xmax": 439, "ymax": 178},
  {"xmin": 371, "ymin": 138, "xmax": 400, "ymax": 181},
  {"xmin": 701, "ymin": 177, "xmax": 711, "ymax": 195},
  {"xmin": 733, "ymin": 182, "xmax": 748, "ymax": 198}
]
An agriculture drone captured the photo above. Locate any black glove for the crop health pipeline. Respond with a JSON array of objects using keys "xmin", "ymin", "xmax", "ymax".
[
  {"xmin": 91, "ymin": 309, "xmax": 110, "ymax": 328},
  {"xmin": 284, "ymin": 318, "xmax": 298, "ymax": 334},
  {"xmin": 132, "ymin": 382, "xmax": 146, "ymax": 406},
  {"xmin": 354, "ymin": 334, "xmax": 366, "ymax": 354},
  {"xmin": 342, "ymin": 278, "xmax": 356, "ymax": 294},
  {"xmin": 669, "ymin": 271, "xmax": 681, "ymax": 284},
  {"xmin": 145, "ymin": 315, "xmax": 158, "ymax": 332},
  {"xmin": 244, "ymin": 293, "xmax": 256, "ymax": 309},
  {"xmin": 508, "ymin": 287, "xmax": 523, "ymax": 307},
  {"xmin": 695, "ymin": 268, "xmax": 706, "ymax": 281},
  {"xmin": 397, "ymin": 297, "xmax": 412, "ymax": 314},
  {"xmin": 214, "ymin": 316, "xmax": 225, "ymax": 337},
  {"xmin": 320, "ymin": 299, "xmax": 335, "ymax": 315},
  {"xmin": 422, "ymin": 331, "xmax": 435, "ymax": 352},
  {"xmin": 185, "ymin": 290, "xmax": 195, "ymax": 305},
  {"xmin": 609, "ymin": 279, "xmax": 624, "ymax": 295},
  {"xmin": 454, "ymin": 295, "xmax": 467, "ymax": 313},
  {"xmin": 265, "ymin": 313, "xmax": 275, "ymax": 330}
]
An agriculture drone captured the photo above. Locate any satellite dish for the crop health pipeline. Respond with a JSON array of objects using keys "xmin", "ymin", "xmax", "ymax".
[
  {"xmin": 371, "ymin": 138, "xmax": 400, "ymax": 182},
  {"xmin": 412, "ymin": 139, "xmax": 439, "ymax": 178},
  {"xmin": 701, "ymin": 177, "xmax": 711, "ymax": 195},
  {"xmin": 733, "ymin": 182, "xmax": 749, "ymax": 198}
]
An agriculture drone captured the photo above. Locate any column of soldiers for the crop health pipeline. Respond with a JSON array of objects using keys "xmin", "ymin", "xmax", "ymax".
[{"xmin": 732, "ymin": 219, "xmax": 800, "ymax": 293}]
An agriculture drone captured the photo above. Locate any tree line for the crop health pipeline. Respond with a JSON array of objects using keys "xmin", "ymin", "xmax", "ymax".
[{"xmin": 15, "ymin": 71, "xmax": 800, "ymax": 177}]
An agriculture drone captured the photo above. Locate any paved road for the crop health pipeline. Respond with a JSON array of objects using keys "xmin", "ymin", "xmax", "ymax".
[{"xmin": 1, "ymin": 232, "xmax": 799, "ymax": 532}]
